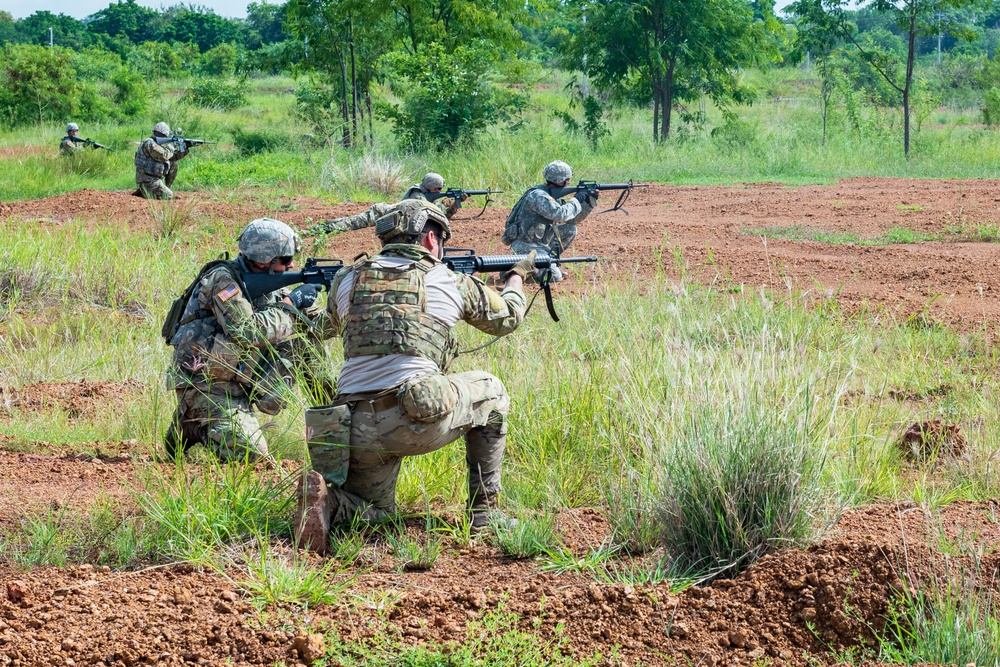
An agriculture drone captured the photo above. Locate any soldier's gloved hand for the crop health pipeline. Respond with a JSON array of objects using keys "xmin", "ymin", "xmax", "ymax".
[
  {"xmin": 586, "ymin": 189, "xmax": 600, "ymax": 206},
  {"xmin": 502, "ymin": 250, "xmax": 537, "ymax": 283},
  {"xmin": 289, "ymin": 284, "xmax": 320, "ymax": 310},
  {"xmin": 459, "ymin": 192, "xmax": 469, "ymax": 202}
]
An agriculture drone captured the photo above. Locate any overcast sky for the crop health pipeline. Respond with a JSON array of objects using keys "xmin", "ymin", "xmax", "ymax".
[{"xmin": 2, "ymin": 0, "xmax": 799, "ymax": 21}]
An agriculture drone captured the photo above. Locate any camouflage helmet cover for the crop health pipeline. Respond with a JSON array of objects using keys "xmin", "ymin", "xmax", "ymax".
[
  {"xmin": 66, "ymin": 122, "xmax": 79, "ymax": 132},
  {"xmin": 238, "ymin": 218, "xmax": 301, "ymax": 264},
  {"xmin": 153, "ymin": 122, "xmax": 171, "ymax": 136},
  {"xmin": 543, "ymin": 160, "xmax": 573, "ymax": 184},
  {"xmin": 375, "ymin": 200, "xmax": 451, "ymax": 245},
  {"xmin": 420, "ymin": 172, "xmax": 445, "ymax": 191}
]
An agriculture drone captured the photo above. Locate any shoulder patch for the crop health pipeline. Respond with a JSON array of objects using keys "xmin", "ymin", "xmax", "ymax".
[{"xmin": 217, "ymin": 285, "xmax": 239, "ymax": 302}]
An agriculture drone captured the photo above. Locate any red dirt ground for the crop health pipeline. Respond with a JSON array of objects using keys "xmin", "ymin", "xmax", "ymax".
[
  {"xmin": 0, "ymin": 381, "xmax": 143, "ymax": 420},
  {"xmin": 6, "ymin": 179, "xmax": 1000, "ymax": 664},
  {"xmin": 1, "ymin": 499, "xmax": 996, "ymax": 666},
  {"xmin": 6, "ymin": 178, "xmax": 1000, "ymax": 326}
]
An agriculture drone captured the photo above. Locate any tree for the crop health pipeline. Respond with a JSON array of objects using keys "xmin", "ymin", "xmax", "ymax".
[
  {"xmin": 85, "ymin": 0, "xmax": 161, "ymax": 43},
  {"xmin": 0, "ymin": 44, "xmax": 79, "ymax": 126},
  {"xmin": 245, "ymin": 1, "xmax": 289, "ymax": 48},
  {"xmin": 791, "ymin": 0, "xmax": 984, "ymax": 156},
  {"xmin": 15, "ymin": 11, "xmax": 91, "ymax": 49},
  {"xmin": 157, "ymin": 6, "xmax": 244, "ymax": 52},
  {"xmin": 570, "ymin": 0, "xmax": 782, "ymax": 142}
]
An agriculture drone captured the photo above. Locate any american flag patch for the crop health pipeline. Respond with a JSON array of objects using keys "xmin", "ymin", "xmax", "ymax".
[{"xmin": 216, "ymin": 285, "xmax": 239, "ymax": 302}]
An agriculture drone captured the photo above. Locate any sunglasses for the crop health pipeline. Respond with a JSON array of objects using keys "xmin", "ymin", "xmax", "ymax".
[{"xmin": 277, "ymin": 255, "xmax": 294, "ymax": 265}]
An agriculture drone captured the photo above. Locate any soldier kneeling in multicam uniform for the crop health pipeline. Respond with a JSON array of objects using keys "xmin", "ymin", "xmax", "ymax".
[
  {"xmin": 295, "ymin": 201, "xmax": 536, "ymax": 554},
  {"xmin": 307, "ymin": 173, "xmax": 463, "ymax": 236},
  {"xmin": 135, "ymin": 122, "xmax": 187, "ymax": 200},
  {"xmin": 501, "ymin": 160, "xmax": 599, "ymax": 282},
  {"xmin": 164, "ymin": 218, "xmax": 331, "ymax": 463}
]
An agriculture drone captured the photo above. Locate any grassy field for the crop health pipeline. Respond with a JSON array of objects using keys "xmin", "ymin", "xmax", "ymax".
[
  {"xmin": 4, "ymin": 67, "xmax": 1000, "ymax": 663},
  {"xmin": 3, "ymin": 71, "xmax": 1000, "ymax": 204}
]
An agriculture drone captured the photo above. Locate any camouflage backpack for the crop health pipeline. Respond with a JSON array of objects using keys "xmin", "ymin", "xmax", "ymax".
[
  {"xmin": 501, "ymin": 186, "xmax": 545, "ymax": 246},
  {"xmin": 160, "ymin": 255, "xmax": 241, "ymax": 345}
]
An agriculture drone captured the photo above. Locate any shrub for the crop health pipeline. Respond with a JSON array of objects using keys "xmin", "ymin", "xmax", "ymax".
[
  {"xmin": 983, "ymin": 88, "xmax": 1000, "ymax": 126},
  {"xmin": 0, "ymin": 44, "xmax": 79, "ymax": 127},
  {"xmin": 294, "ymin": 80, "xmax": 341, "ymax": 144},
  {"xmin": 379, "ymin": 43, "xmax": 526, "ymax": 150},
  {"xmin": 656, "ymin": 387, "xmax": 824, "ymax": 578},
  {"xmin": 110, "ymin": 66, "xmax": 151, "ymax": 118},
  {"xmin": 126, "ymin": 41, "xmax": 183, "ymax": 79},
  {"xmin": 199, "ymin": 43, "xmax": 238, "ymax": 76},
  {"xmin": 186, "ymin": 77, "xmax": 247, "ymax": 110},
  {"xmin": 231, "ymin": 127, "xmax": 290, "ymax": 155},
  {"xmin": 320, "ymin": 152, "xmax": 406, "ymax": 197}
]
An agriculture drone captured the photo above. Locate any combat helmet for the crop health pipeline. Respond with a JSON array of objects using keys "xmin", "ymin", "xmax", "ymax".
[
  {"xmin": 66, "ymin": 122, "xmax": 79, "ymax": 133},
  {"xmin": 543, "ymin": 160, "xmax": 572, "ymax": 184},
  {"xmin": 153, "ymin": 122, "xmax": 171, "ymax": 136},
  {"xmin": 420, "ymin": 172, "xmax": 445, "ymax": 191},
  {"xmin": 238, "ymin": 218, "xmax": 301, "ymax": 264},
  {"xmin": 375, "ymin": 200, "xmax": 451, "ymax": 245}
]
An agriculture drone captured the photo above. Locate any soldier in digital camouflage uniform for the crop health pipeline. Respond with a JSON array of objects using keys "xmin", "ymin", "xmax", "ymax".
[
  {"xmin": 60, "ymin": 123, "xmax": 82, "ymax": 155},
  {"xmin": 294, "ymin": 201, "xmax": 537, "ymax": 554},
  {"xmin": 306, "ymin": 173, "xmax": 461, "ymax": 236},
  {"xmin": 165, "ymin": 218, "xmax": 331, "ymax": 462},
  {"xmin": 501, "ymin": 160, "xmax": 598, "ymax": 282},
  {"xmin": 135, "ymin": 122, "xmax": 187, "ymax": 200}
]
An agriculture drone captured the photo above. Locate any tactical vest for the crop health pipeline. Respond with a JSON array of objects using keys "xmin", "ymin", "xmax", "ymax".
[
  {"xmin": 342, "ymin": 246, "xmax": 459, "ymax": 371},
  {"xmin": 402, "ymin": 186, "xmax": 425, "ymax": 200},
  {"xmin": 135, "ymin": 139, "xmax": 167, "ymax": 177},
  {"xmin": 501, "ymin": 185, "xmax": 548, "ymax": 245}
]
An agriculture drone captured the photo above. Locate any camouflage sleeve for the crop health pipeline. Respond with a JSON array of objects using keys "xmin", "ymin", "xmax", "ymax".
[
  {"xmin": 198, "ymin": 267, "xmax": 296, "ymax": 349},
  {"xmin": 440, "ymin": 197, "xmax": 459, "ymax": 218},
  {"xmin": 143, "ymin": 138, "xmax": 174, "ymax": 163},
  {"xmin": 317, "ymin": 266, "xmax": 353, "ymax": 338},
  {"xmin": 525, "ymin": 188, "xmax": 583, "ymax": 224},
  {"xmin": 456, "ymin": 273, "xmax": 526, "ymax": 337},
  {"xmin": 310, "ymin": 203, "xmax": 395, "ymax": 234}
]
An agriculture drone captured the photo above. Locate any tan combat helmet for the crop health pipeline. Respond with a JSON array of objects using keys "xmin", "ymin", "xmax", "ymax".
[
  {"xmin": 375, "ymin": 200, "xmax": 451, "ymax": 245},
  {"xmin": 543, "ymin": 160, "xmax": 573, "ymax": 184}
]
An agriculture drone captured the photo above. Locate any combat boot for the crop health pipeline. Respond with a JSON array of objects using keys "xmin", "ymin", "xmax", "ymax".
[{"xmin": 294, "ymin": 470, "xmax": 337, "ymax": 554}]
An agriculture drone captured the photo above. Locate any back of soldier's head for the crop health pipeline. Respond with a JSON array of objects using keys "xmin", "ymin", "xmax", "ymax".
[
  {"xmin": 238, "ymin": 218, "xmax": 301, "ymax": 264},
  {"xmin": 375, "ymin": 200, "xmax": 451, "ymax": 246},
  {"xmin": 543, "ymin": 160, "xmax": 573, "ymax": 184}
]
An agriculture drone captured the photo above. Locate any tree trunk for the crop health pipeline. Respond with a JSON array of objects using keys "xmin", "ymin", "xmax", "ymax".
[
  {"xmin": 366, "ymin": 86, "xmax": 374, "ymax": 145},
  {"xmin": 661, "ymin": 59, "xmax": 676, "ymax": 140},
  {"xmin": 350, "ymin": 20, "xmax": 358, "ymax": 143},
  {"xmin": 652, "ymin": 83, "xmax": 660, "ymax": 143},
  {"xmin": 904, "ymin": 9, "xmax": 916, "ymax": 157},
  {"xmin": 339, "ymin": 49, "xmax": 351, "ymax": 148}
]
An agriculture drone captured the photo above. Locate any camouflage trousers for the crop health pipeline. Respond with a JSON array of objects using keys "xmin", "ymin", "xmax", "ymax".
[
  {"xmin": 165, "ymin": 386, "xmax": 269, "ymax": 462},
  {"xmin": 511, "ymin": 223, "xmax": 578, "ymax": 257},
  {"xmin": 137, "ymin": 162, "xmax": 179, "ymax": 200},
  {"xmin": 312, "ymin": 203, "xmax": 393, "ymax": 234},
  {"xmin": 308, "ymin": 371, "xmax": 510, "ymax": 524}
]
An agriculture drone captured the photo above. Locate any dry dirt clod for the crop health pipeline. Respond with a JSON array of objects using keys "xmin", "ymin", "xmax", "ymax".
[
  {"xmin": 291, "ymin": 633, "xmax": 325, "ymax": 664},
  {"xmin": 6, "ymin": 581, "xmax": 32, "ymax": 604}
]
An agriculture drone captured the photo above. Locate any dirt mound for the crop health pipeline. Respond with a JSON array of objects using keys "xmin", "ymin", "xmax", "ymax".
[
  {"xmin": 0, "ymin": 380, "xmax": 144, "ymax": 419},
  {"xmin": 899, "ymin": 419, "xmax": 967, "ymax": 461}
]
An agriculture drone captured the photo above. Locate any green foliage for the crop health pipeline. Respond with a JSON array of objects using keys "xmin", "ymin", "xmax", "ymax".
[
  {"xmin": 489, "ymin": 512, "xmax": 560, "ymax": 559},
  {"xmin": 86, "ymin": 0, "xmax": 161, "ymax": 43},
  {"xmin": 877, "ymin": 578, "xmax": 1000, "ymax": 664},
  {"xmin": 72, "ymin": 46, "xmax": 124, "ymax": 80},
  {"xmin": 983, "ymin": 87, "xmax": 1000, "ymax": 126},
  {"xmin": 232, "ymin": 126, "xmax": 292, "ymax": 155},
  {"xmin": 126, "ymin": 40, "xmax": 183, "ymax": 78},
  {"xmin": 582, "ymin": 96, "xmax": 608, "ymax": 149},
  {"xmin": 0, "ymin": 44, "xmax": 79, "ymax": 127},
  {"xmin": 380, "ymin": 43, "xmax": 526, "ymax": 150},
  {"xmin": 384, "ymin": 528, "xmax": 444, "ymax": 572},
  {"xmin": 199, "ymin": 42, "xmax": 238, "ymax": 76},
  {"xmin": 187, "ymin": 77, "xmax": 248, "ymax": 110},
  {"xmin": 111, "ymin": 65, "xmax": 151, "ymax": 117},
  {"xmin": 238, "ymin": 541, "xmax": 356, "ymax": 606},
  {"xmin": 293, "ymin": 80, "xmax": 341, "ymax": 144}
]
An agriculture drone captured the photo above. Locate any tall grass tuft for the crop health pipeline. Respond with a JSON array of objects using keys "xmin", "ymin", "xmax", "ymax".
[
  {"xmin": 657, "ymin": 383, "xmax": 828, "ymax": 578},
  {"xmin": 321, "ymin": 151, "xmax": 406, "ymax": 198},
  {"xmin": 148, "ymin": 198, "xmax": 200, "ymax": 239},
  {"xmin": 237, "ymin": 540, "xmax": 356, "ymax": 607},
  {"xmin": 878, "ymin": 576, "xmax": 1000, "ymax": 664}
]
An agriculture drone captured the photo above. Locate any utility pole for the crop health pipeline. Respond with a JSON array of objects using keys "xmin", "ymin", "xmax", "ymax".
[{"xmin": 49, "ymin": 27, "xmax": 53, "ymax": 48}]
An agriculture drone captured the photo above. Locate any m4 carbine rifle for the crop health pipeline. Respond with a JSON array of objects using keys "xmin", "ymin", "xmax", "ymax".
[
  {"xmin": 67, "ymin": 136, "xmax": 111, "ymax": 151},
  {"xmin": 241, "ymin": 258, "xmax": 345, "ymax": 301},
  {"xmin": 546, "ymin": 180, "xmax": 649, "ymax": 215},
  {"xmin": 424, "ymin": 188, "xmax": 504, "ymax": 219},
  {"xmin": 443, "ymin": 248, "xmax": 597, "ymax": 322},
  {"xmin": 154, "ymin": 134, "xmax": 216, "ymax": 153}
]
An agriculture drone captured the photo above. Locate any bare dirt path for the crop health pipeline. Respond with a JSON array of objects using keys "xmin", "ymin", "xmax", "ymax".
[{"xmin": 6, "ymin": 178, "xmax": 1000, "ymax": 326}]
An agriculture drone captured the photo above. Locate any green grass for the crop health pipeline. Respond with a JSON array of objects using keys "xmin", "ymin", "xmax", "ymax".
[{"xmin": 743, "ymin": 224, "xmax": 955, "ymax": 246}]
